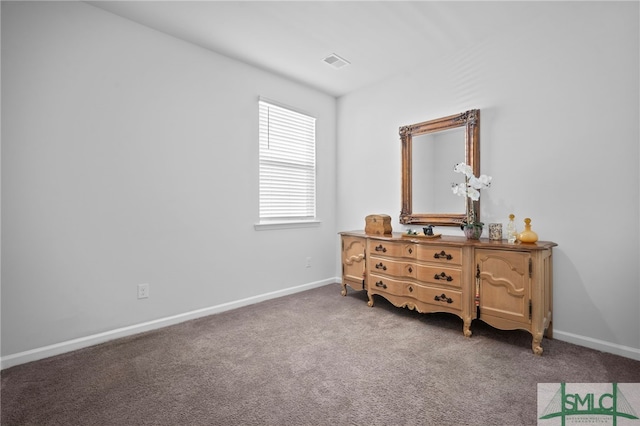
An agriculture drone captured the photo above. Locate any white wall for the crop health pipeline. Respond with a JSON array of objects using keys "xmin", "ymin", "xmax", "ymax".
[
  {"xmin": 337, "ymin": 2, "xmax": 640, "ymax": 359},
  {"xmin": 1, "ymin": 1, "xmax": 337, "ymax": 365}
]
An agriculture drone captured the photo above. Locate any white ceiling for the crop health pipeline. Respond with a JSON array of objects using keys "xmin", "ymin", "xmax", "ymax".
[{"xmin": 88, "ymin": 1, "xmax": 547, "ymax": 98}]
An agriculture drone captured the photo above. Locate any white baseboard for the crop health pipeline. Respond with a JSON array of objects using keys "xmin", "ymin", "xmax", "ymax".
[
  {"xmin": 1, "ymin": 278, "xmax": 339, "ymax": 370},
  {"xmin": 553, "ymin": 329, "xmax": 640, "ymax": 361}
]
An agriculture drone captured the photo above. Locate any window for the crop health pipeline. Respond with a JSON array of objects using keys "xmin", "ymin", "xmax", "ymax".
[{"xmin": 258, "ymin": 98, "xmax": 317, "ymax": 226}]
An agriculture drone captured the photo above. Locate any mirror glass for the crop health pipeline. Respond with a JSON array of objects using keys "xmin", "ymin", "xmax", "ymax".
[
  {"xmin": 412, "ymin": 127, "xmax": 465, "ymax": 214},
  {"xmin": 400, "ymin": 109, "xmax": 479, "ymax": 226}
]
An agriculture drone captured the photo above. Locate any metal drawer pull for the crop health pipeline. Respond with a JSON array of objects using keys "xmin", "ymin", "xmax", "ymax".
[
  {"xmin": 375, "ymin": 262, "xmax": 387, "ymax": 271},
  {"xmin": 434, "ymin": 293, "xmax": 454, "ymax": 304},
  {"xmin": 408, "ymin": 248, "xmax": 413, "ymax": 254},
  {"xmin": 375, "ymin": 281, "xmax": 387, "ymax": 289},
  {"xmin": 433, "ymin": 250, "xmax": 453, "ymax": 260},
  {"xmin": 434, "ymin": 272, "xmax": 453, "ymax": 282},
  {"xmin": 408, "ymin": 267, "xmax": 413, "ymax": 273},
  {"xmin": 375, "ymin": 245, "xmax": 387, "ymax": 253}
]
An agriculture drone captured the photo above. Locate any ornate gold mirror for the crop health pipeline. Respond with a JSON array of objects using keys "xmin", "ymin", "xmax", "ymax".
[{"xmin": 400, "ymin": 109, "xmax": 480, "ymax": 226}]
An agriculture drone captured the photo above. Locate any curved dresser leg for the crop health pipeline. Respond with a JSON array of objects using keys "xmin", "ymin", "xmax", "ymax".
[
  {"xmin": 341, "ymin": 283, "xmax": 347, "ymax": 296},
  {"xmin": 532, "ymin": 332, "xmax": 544, "ymax": 356},
  {"xmin": 463, "ymin": 318, "xmax": 472, "ymax": 338},
  {"xmin": 367, "ymin": 293, "xmax": 375, "ymax": 307}
]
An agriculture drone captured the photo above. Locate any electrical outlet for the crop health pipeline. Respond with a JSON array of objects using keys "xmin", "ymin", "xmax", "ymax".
[
  {"xmin": 306, "ymin": 257, "xmax": 312, "ymax": 268},
  {"xmin": 137, "ymin": 283, "xmax": 149, "ymax": 299}
]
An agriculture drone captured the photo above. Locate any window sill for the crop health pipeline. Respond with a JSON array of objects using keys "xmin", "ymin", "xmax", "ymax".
[{"xmin": 254, "ymin": 220, "xmax": 321, "ymax": 231}]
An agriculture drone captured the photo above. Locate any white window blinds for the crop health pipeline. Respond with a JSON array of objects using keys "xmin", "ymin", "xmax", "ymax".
[{"xmin": 259, "ymin": 99, "xmax": 316, "ymax": 221}]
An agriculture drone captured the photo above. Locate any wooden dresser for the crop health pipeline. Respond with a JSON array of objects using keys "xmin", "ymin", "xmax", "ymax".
[{"xmin": 339, "ymin": 231, "xmax": 557, "ymax": 355}]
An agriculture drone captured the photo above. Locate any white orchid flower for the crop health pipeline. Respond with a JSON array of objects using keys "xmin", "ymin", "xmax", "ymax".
[
  {"xmin": 451, "ymin": 182, "xmax": 467, "ymax": 196},
  {"xmin": 453, "ymin": 162, "xmax": 473, "ymax": 178},
  {"xmin": 468, "ymin": 175, "xmax": 492, "ymax": 190},
  {"xmin": 450, "ymin": 163, "xmax": 492, "ymax": 226},
  {"xmin": 467, "ymin": 187, "xmax": 480, "ymax": 201},
  {"xmin": 477, "ymin": 174, "xmax": 492, "ymax": 188}
]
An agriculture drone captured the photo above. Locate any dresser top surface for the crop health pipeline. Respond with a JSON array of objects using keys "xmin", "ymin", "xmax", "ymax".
[{"xmin": 340, "ymin": 230, "xmax": 557, "ymax": 250}]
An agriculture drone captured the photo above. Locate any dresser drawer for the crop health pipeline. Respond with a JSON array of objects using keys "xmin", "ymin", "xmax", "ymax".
[
  {"xmin": 369, "ymin": 257, "xmax": 417, "ymax": 279},
  {"xmin": 368, "ymin": 274, "xmax": 413, "ymax": 298},
  {"xmin": 417, "ymin": 245, "xmax": 462, "ymax": 265},
  {"xmin": 368, "ymin": 240, "xmax": 417, "ymax": 259},
  {"xmin": 369, "ymin": 275, "xmax": 462, "ymax": 311},
  {"xmin": 416, "ymin": 264, "xmax": 462, "ymax": 288}
]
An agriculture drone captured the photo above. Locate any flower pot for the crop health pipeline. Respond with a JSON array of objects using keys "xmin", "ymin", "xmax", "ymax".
[{"xmin": 463, "ymin": 224, "xmax": 483, "ymax": 240}]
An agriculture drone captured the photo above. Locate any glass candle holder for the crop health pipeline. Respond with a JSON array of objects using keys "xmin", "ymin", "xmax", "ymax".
[{"xmin": 489, "ymin": 223, "xmax": 503, "ymax": 241}]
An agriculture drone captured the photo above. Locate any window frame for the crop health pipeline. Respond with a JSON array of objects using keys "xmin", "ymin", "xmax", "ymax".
[{"xmin": 255, "ymin": 97, "xmax": 320, "ymax": 230}]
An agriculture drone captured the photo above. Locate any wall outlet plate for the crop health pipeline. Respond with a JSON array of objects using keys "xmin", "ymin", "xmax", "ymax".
[{"xmin": 137, "ymin": 283, "xmax": 149, "ymax": 299}]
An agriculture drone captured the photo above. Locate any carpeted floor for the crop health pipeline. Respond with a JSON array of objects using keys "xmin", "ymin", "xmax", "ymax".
[{"xmin": 2, "ymin": 283, "xmax": 639, "ymax": 425}]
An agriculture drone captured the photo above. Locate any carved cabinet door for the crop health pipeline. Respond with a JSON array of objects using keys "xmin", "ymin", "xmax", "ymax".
[
  {"xmin": 341, "ymin": 236, "xmax": 367, "ymax": 294},
  {"xmin": 475, "ymin": 249, "xmax": 532, "ymax": 328}
]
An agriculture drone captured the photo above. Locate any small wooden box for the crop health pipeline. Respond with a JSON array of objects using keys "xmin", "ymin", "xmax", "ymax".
[{"xmin": 365, "ymin": 214, "xmax": 392, "ymax": 235}]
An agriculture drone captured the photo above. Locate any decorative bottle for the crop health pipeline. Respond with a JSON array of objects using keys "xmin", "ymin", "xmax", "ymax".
[
  {"xmin": 506, "ymin": 214, "xmax": 517, "ymax": 244},
  {"xmin": 517, "ymin": 218, "xmax": 539, "ymax": 243}
]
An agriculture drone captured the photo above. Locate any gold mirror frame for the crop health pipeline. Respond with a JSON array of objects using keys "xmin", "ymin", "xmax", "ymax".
[{"xmin": 400, "ymin": 109, "xmax": 480, "ymax": 226}]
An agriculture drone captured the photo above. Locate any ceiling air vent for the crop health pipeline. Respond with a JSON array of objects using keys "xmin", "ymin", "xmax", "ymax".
[{"xmin": 323, "ymin": 53, "xmax": 350, "ymax": 69}]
